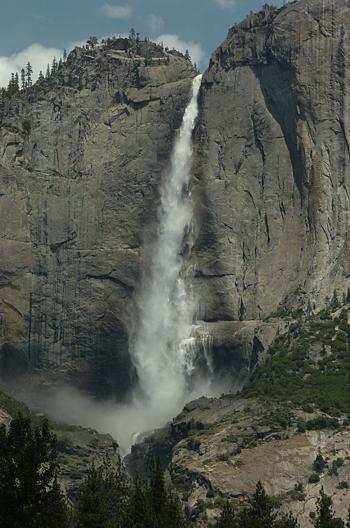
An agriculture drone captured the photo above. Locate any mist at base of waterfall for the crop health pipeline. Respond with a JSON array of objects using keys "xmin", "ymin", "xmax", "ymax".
[{"xmin": 36, "ymin": 377, "xmax": 224, "ymax": 453}]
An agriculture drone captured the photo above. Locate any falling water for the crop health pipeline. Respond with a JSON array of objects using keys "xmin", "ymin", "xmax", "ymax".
[{"xmin": 130, "ymin": 74, "xmax": 202, "ymax": 424}]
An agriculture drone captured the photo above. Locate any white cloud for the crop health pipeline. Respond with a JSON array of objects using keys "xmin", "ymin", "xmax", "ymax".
[
  {"xmin": 213, "ymin": 0, "xmax": 236, "ymax": 10},
  {"xmin": 155, "ymin": 34, "xmax": 204, "ymax": 67},
  {"xmin": 98, "ymin": 4, "xmax": 132, "ymax": 20},
  {"xmin": 146, "ymin": 14, "xmax": 164, "ymax": 35},
  {"xmin": 0, "ymin": 43, "xmax": 62, "ymax": 88}
]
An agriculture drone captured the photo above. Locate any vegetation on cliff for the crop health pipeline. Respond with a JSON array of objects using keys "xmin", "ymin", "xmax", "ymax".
[{"xmin": 244, "ymin": 302, "xmax": 350, "ymax": 418}]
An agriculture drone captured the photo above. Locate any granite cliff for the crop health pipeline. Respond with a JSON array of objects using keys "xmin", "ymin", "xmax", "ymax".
[
  {"xmin": 0, "ymin": 38, "xmax": 196, "ymax": 396},
  {"xmin": 191, "ymin": 0, "xmax": 350, "ymax": 379}
]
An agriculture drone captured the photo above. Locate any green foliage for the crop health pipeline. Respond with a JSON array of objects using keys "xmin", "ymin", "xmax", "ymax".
[
  {"xmin": 242, "ymin": 309, "xmax": 350, "ymax": 417},
  {"xmin": 76, "ymin": 456, "xmax": 188, "ymax": 528},
  {"xmin": 313, "ymin": 451, "xmax": 326, "ymax": 473},
  {"xmin": 312, "ymin": 487, "xmax": 344, "ymax": 528},
  {"xmin": 215, "ymin": 482, "xmax": 299, "ymax": 528},
  {"xmin": 216, "ymin": 501, "xmax": 236, "ymax": 527},
  {"xmin": 0, "ymin": 413, "xmax": 69, "ymax": 528},
  {"xmin": 75, "ymin": 456, "xmax": 129, "ymax": 528},
  {"xmin": 309, "ymin": 474, "xmax": 321, "ymax": 484}
]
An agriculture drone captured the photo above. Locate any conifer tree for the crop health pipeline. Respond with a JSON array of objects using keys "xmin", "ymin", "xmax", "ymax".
[
  {"xmin": 21, "ymin": 68, "xmax": 26, "ymax": 90},
  {"xmin": 87, "ymin": 36, "xmax": 98, "ymax": 49},
  {"xmin": 46, "ymin": 63, "xmax": 51, "ymax": 78},
  {"xmin": 240, "ymin": 480, "xmax": 278, "ymax": 528},
  {"xmin": 63, "ymin": 49, "xmax": 67, "ymax": 61},
  {"xmin": 0, "ymin": 414, "xmax": 69, "ymax": 528},
  {"xmin": 215, "ymin": 501, "xmax": 237, "ymax": 527},
  {"xmin": 38, "ymin": 70, "xmax": 44, "ymax": 82},
  {"xmin": 126, "ymin": 476, "xmax": 153, "ymax": 528},
  {"xmin": 26, "ymin": 62, "xmax": 33, "ymax": 87},
  {"xmin": 14, "ymin": 72, "xmax": 19, "ymax": 92},
  {"xmin": 312, "ymin": 487, "xmax": 339, "ymax": 528},
  {"xmin": 75, "ymin": 456, "xmax": 129, "ymax": 528},
  {"xmin": 51, "ymin": 57, "xmax": 58, "ymax": 75},
  {"xmin": 276, "ymin": 512, "xmax": 300, "ymax": 528}
]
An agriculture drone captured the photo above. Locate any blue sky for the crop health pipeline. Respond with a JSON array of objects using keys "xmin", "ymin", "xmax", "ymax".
[{"xmin": 0, "ymin": 0, "xmax": 287, "ymax": 86}]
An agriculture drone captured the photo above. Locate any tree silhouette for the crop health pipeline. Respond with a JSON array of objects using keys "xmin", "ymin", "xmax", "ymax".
[{"xmin": 0, "ymin": 414, "xmax": 69, "ymax": 528}]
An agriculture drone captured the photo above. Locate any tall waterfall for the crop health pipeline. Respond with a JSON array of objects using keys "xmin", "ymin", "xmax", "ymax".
[
  {"xmin": 131, "ymin": 74, "xmax": 202, "ymax": 422},
  {"xmin": 110, "ymin": 75, "xmax": 203, "ymax": 451}
]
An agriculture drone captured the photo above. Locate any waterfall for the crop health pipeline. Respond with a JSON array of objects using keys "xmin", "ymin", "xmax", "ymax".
[
  {"xmin": 131, "ymin": 74, "xmax": 202, "ymax": 417},
  {"xmin": 109, "ymin": 75, "xmax": 203, "ymax": 452}
]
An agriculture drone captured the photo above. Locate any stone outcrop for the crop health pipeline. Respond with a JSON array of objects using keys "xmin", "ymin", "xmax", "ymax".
[
  {"xmin": 0, "ymin": 40, "xmax": 196, "ymax": 397},
  {"xmin": 126, "ymin": 396, "xmax": 350, "ymax": 527},
  {"xmin": 192, "ymin": 0, "xmax": 350, "ymax": 324}
]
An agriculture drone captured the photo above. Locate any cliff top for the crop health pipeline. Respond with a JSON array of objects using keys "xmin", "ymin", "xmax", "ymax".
[{"xmin": 0, "ymin": 35, "xmax": 196, "ymax": 113}]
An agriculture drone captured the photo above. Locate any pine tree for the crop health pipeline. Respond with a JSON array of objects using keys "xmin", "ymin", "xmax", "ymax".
[
  {"xmin": 0, "ymin": 414, "xmax": 69, "ymax": 528},
  {"xmin": 148, "ymin": 458, "xmax": 188, "ymax": 528},
  {"xmin": 63, "ymin": 49, "xmax": 67, "ymax": 61},
  {"xmin": 239, "ymin": 481, "xmax": 278, "ymax": 528},
  {"xmin": 275, "ymin": 512, "xmax": 300, "ymax": 528},
  {"xmin": 21, "ymin": 68, "xmax": 26, "ymax": 90},
  {"xmin": 185, "ymin": 49, "xmax": 191, "ymax": 60},
  {"xmin": 215, "ymin": 501, "xmax": 237, "ymax": 527},
  {"xmin": 51, "ymin": 57, "xmax": 58, "ymax": 75},
  {"xmin": 312, "ymin": 487, "xmax": 337, "ymax": 528},
  {"xmin": 75, "ymin": 456, "xmax": 129, "ymax": 528},
  {"xmin": 7, "ymin": 72, "xmax": 20, "ymax": 96},
  {"xmin": 126, "ymin": 476, "xmax": 153, "ymax": 528},
  {"xmin": 14, "ymin": 72, "xmax": 19, "ymax": 92},
  {"xmin": 87, "ymin": 36, "xmax": 98, "ymax": 49},
  {"xmin": 46, "ymin": 63, "xmax": 51, "ymax": 78},
  {"xmin": 26, "ymin": 62, "xmax": 33, "ymax": 87}
]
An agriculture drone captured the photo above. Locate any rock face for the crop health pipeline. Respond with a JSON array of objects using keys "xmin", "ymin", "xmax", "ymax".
[
  {"xmin": 2, "ymin": 0, "xmax": 350, "ymax": 399},
  {"xmin": 126, "ymin": 396, "xmax": 350, "ymax": 527},
  {"xmin": 0, "ymin": 39, "xmax": 196, "ymax": 397},
  {"xmin": 192, "ymin": 0, "xmax": 350, "ymax": 324}
]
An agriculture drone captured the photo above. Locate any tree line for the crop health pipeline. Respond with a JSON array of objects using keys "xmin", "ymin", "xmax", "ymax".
[
  {"xmin": 1, "ymin": 414, "xmax": 350, "ymax": 528},
  {"xmin": 2, "ymin": 29, "xmax": 194, "ymax": 101},
  {"xmin": 3, "ymin": 51, "xmax": 68, "ymax": 99}
]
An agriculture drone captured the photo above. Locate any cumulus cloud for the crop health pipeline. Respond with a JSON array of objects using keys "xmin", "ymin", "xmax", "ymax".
[
  {"xmin": 213, "ymin": 0, "xmax": 236, "ymax": 10},
  {"xmin": 98, "ymin": 3, "xmax": 132, "ymax": 20},
  {"xmin": 155, "ymin": 34, "xmax": 204, "ymax": 67},
  {"xmin": 0, "ymin": 43, "xmax": 62, "ymax": 88}
]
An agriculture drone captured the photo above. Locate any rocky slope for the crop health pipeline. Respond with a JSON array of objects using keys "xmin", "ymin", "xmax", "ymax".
[
  {"xmin": 0, "ymin": 38, "xmax": 196, "ymax": 397},
  {"xmin": 126, "ymin": 303, "xmax": 350, "ymax": 526},
  {"xmin": 192, "ymin": 0, "xmax": 350, "ymax": 376}
]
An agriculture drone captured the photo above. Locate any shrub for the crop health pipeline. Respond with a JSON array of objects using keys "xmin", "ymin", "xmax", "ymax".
[{"xmin": 308, "ymin": 473, "xmax": 320, "ymax": 484}]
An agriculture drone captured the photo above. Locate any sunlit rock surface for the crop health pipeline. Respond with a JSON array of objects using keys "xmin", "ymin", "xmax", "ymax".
[
  {"xmin": 0, "ymin": 40, "xmax": 196, "ymax": 397},
  {"xmin": 192, "ymin": 0, "xmax": 350, "ymax": 324}
]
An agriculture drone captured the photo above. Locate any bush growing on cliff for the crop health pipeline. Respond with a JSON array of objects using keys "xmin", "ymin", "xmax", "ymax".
[{"xmin": 0, "ymin": 413, "xmax": 69, "ymax": 528}]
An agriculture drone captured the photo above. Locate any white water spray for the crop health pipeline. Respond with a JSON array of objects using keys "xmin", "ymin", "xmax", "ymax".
[
  {"xmin": 131, "ymin": 74, "xmax": 202, "ymax": 415},
  {"xmin": 105, "ymin": 75, "xmax": 204, "ymax": 451}
]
